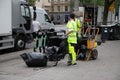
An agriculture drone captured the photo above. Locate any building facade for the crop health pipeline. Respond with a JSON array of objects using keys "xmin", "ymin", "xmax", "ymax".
[
  {"xmin": 35, "ymin": 0, "xmax": 72, "ymax": 24},
  {"xmin": 49, "ymin": 0, "xmax": 72, "ymax": 24},
  {"xmin": 35, "ymin": 0, "xmax": 51, "ymax": 12},
  {"xmin": 50, "ymin": 0, "xmax": 72, "ymax": 12}
]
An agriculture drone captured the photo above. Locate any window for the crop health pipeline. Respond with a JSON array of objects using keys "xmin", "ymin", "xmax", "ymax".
[
  {"xmin": 25, "ymin": 7, "xmax": 30, "ymax": 17},
  {"xmin": 51, "ymin": 6, "xmax": 54, "ymax": 11},
  {"xmin": 44, "ymin": 14, "xmax": 50, "ymax": 22},
  {"xmin": 57, "ymin": 15, "xmax": 60, "ymax": 20},
  {"xmin": 58, "ymin": 6, "xmax": 60, "ymax": 12},
  {"xmin": 51, "ymin": 0, "xmax": 54, "ymax": 2},
  {"xmin": 20, "ymin": 5, "xmax": 30, "ymax": 17},
  {"xmin": 48, "ymin": 0, "xmax": 51, "ymax": 3},
  {"xmin": 20, "ymin": 4, "xmax": 31, "ymax": 30},
  {"xmin": 65, "ymin": 6, "xmax": 68, "ymax": 11},
  {"xmin": 21, "ymin": 6, "xmax": 25, "ymax": 16}
]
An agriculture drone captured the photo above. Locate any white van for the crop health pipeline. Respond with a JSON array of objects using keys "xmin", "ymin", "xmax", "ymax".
[{"xmin": 30, "ymin": 7, "xmax": 54, "ymax": 30}]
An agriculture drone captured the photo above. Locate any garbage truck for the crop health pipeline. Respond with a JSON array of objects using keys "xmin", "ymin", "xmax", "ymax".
[{"xmin": 0, "ymin": 0, "xmax": 33, "ymax": 50}]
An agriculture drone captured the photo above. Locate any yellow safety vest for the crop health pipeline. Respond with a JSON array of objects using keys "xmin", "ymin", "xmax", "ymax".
[{"xmin": 66, "ymin": 20, "xmax": 77, "ymax": 44}]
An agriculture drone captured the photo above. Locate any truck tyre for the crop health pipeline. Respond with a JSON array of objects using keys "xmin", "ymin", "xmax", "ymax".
[{"xmin": 14, "ymin": 35, "xmax": 26, "ymax": 50}]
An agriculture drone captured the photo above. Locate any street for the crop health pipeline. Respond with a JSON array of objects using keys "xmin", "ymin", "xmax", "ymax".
[{"xmin": 0, "ymin": 25, "xmax": 120, "ymax": 80}]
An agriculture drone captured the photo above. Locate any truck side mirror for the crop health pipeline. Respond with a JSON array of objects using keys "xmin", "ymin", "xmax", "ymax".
[
  {"xmin": 33, "ymin": 6, "xmax": 36, "ymax": 19},
  {"xmin": 33, "ymin": 12, "xmax": 36, "ymax": 19}
]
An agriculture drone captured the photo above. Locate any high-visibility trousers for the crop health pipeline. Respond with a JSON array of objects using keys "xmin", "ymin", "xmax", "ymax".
[{"xmin": 68, "ymin": 43, "xmax": 77, "ymax": 64}]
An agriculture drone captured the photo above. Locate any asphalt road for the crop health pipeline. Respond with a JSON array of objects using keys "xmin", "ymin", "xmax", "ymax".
[{"xmin": 0, "ymin": 25, "xmax": 120, "ymax": 80}]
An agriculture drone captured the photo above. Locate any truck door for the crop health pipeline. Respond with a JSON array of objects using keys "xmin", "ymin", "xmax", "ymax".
[{"xmin": 20, "ymin": 4, "xmax": 31, "ymax": 31}]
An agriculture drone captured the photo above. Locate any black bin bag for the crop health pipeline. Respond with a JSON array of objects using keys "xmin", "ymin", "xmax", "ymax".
[{"xmin": 20, "ymin": 52, "xmax": 47, "ymax": 67}]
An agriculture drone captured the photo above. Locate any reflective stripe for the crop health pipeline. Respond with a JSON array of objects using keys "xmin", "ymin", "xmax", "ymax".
[
  {"xmin": 68, "ymin": 43, "xmax": 77, "ymax": 62},
  {"xmin": 68, "ymin": 35, "xmax": 76, "ymax": 37}
]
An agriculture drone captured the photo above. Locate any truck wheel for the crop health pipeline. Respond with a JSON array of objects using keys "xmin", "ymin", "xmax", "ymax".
[
  {"xmin": 91, "ymin": 49, "xmax": 98, "ymax": 60},
  {"xmin": 14, "ymin": 36, "xmax": 26, "ymax": 50}
]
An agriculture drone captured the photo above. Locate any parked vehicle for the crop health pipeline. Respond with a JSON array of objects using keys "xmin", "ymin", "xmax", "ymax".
[
  {"xmin": 0, "ymin": 0, "xmax": 33, "ymax": 50},
  {"xmin": 30, "ymin": 6, "xmax": 54, "ymax": 30}
]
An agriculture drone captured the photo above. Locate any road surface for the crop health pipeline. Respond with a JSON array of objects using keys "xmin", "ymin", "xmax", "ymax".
[{"xmin": 0, "ymin": 25, "xmax": 120, "ymax": 80}]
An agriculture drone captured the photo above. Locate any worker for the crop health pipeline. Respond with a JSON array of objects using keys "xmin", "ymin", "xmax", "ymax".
[
  {"xmin": 32, "ymin": 16, "xmax": 41, "ymax": 52},
  {"xmin": 74, "ymin": 15, "xmax": 83, "ymax": 57},
  {"xmin": 38, "ymin": 32, "xmax": 47, "ymax": 53},
  {"xmin": 66, "ymin": 13, "xmax": 77, "ymax": 65},
  {"xmin": 75, "ymin": 16, "xmax": 82, "ymax": 40}
]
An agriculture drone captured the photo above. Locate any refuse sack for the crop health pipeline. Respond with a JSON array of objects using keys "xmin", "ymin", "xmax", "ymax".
[
  {"xmin": 45, "ymin": 46, "xmax": 58, "ymax": 61},
  {"xmin": 20, "ymin": 52, "xmax": 47, "ymax": 67},
  {"xmin": 46, "ymin": 40, "xmax": 67, "ymax": 61}
]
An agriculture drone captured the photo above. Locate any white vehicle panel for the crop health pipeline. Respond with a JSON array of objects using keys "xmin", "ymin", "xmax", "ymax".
[
  {"xmin": 0, "ymin": 0, "xmax": 12, "ymax": 35},
  {"xmin": 30, "ymin": 6, "xmax": 54, "ymax": 30}
]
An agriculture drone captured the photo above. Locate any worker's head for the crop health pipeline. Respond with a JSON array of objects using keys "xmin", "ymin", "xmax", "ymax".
[{"xmin": 69, "ymin": 13, "xmax": 75, "ymax": 20}]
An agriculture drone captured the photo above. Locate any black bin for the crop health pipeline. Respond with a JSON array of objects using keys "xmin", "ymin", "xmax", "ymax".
[
  {"xmin": 100, "ymin": 25, "xmax": 111, "ymax": 41},
  {"xmin": 110, "ymin": 24, "xmax": 120, "ymax": 40}
]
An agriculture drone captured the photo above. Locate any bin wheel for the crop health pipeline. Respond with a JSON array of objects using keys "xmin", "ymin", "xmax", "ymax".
[{"xmin": 91, "ymin": 49, "xmax": 98, "ymax": 60}]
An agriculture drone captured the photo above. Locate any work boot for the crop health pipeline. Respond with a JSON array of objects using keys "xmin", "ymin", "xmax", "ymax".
[
  {"xmin": 72, "ymin": 60, "xmax": 77, "ymax": 65},
  {"xmin": 72, "ymin": 63, "xmax": 77, "ymax": 65}
]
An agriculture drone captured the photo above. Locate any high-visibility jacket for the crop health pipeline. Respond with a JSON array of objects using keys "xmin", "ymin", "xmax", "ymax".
[
  {"xmin": 75, "ymin": 18, "xmax": 82, "ymax": 31},
  {"xmin": 75, "ymin": 18, "xmax": 82, "ymax": 38},
  {"xmin": 66, "ymin": 20, "xmax": 77, "ymax": 44}
]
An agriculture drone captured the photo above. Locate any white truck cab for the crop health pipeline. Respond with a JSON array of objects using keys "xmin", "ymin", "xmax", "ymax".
[
  {"xmin": 0, "ymin": 0, "xmax": 33, "ymax": 50},
  {"xmin": 30, "ymin": 7, "xmax": 54, "ymax": 30}
]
